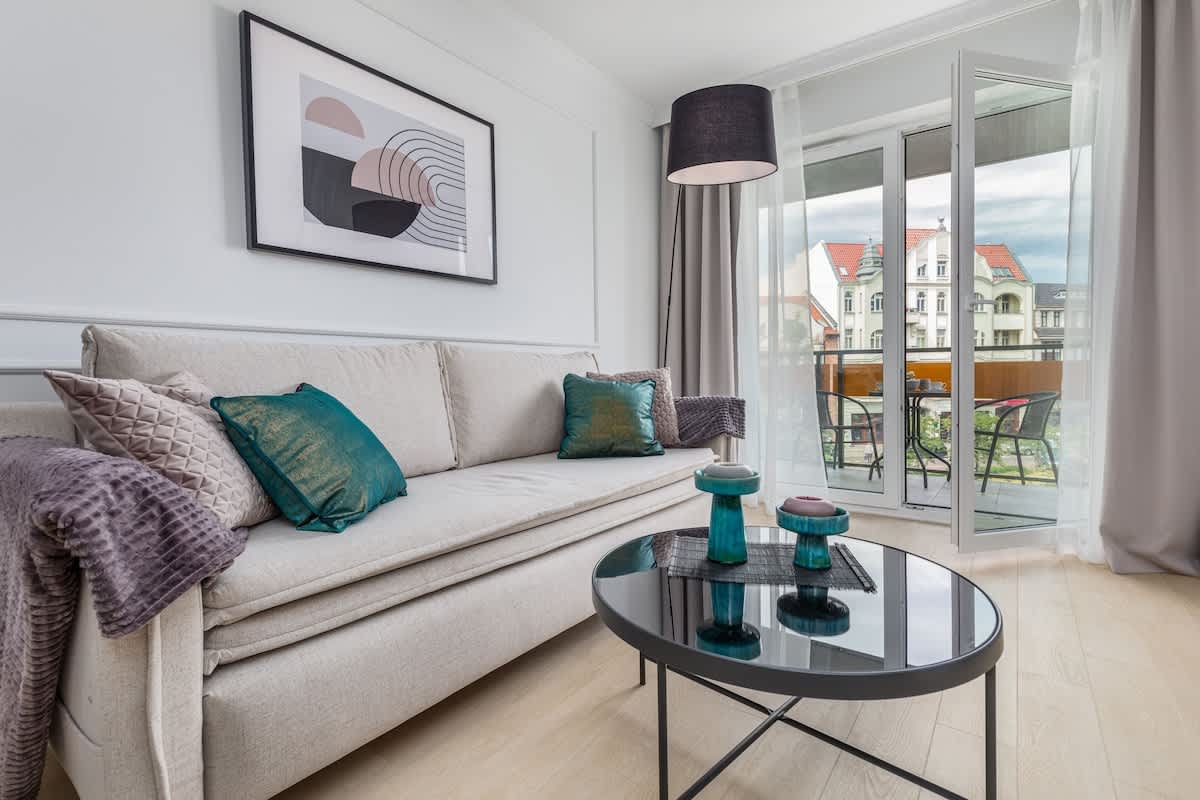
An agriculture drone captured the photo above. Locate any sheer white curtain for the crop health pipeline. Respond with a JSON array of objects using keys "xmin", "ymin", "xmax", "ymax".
[
  {"xmin": 1054, "ymin": 0, "xmax": 1111, "ymax": 563},
  {"xmin": 736, "ymin": 85, "xmax": 828, "ymax": 509}
]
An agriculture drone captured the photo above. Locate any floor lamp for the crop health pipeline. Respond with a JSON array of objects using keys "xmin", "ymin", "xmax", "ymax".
[{"xmin": 662, "ymin": 83, "xmax": 779, "ymax": 367}]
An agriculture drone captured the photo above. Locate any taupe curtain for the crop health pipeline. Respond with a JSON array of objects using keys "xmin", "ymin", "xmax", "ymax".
[
  {"xmin": 1064, "ymin": 0, "xmax": 1200, "ymax": 574},
  {"xmin": 658, "ymin": 125, "xmax": 740, "ymax": 397}
]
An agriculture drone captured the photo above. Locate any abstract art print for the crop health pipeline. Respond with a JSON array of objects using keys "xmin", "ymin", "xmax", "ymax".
[{"xmin": 240, "ymin": 13, "xmax": 496, "ymax": 283}]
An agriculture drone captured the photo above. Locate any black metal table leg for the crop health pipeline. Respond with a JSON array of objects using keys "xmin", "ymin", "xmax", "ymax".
[
  {"xmin": 636, "ymin": 655, "xmax": 979, "ymax": 800},
  {"xmin": 658, "ymin": 661, "xmax": 668, "ymax": 799},
  {"xmin": 670, "ymin": 667, "xmax": 967, "ymax": 799},
  {"xmin": 640, "ymin": 653, "xmax": 646, "ymax": 687},
  {"xmin": 677, "ymin": 696, "xmax": 801, "ymax": 800},
  {"xmin": 985, "ymin": 667, "xmax": 997, "ymax": 800},
  {"xmin": 907, "ymin": 400, "xmax": 930, "ymax": 488}
]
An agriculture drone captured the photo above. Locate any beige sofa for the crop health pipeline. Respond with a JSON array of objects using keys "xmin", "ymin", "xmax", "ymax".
[{"xmin": 1, "ymin": 326, "xmax": 720, "ymax": 800}]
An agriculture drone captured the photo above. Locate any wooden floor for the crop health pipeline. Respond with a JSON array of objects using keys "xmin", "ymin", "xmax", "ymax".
[{"xmin": 40, "ymin": 510, "xmax": 1200, "ymax": 799}]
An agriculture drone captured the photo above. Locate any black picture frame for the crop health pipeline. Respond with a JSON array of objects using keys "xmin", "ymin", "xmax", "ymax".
[{"xmin": 239, "ymin": 11, "xmax": 498, "ymax": 285}]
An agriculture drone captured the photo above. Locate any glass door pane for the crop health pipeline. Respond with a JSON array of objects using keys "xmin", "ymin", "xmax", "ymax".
[
  {"xmin": 903, "ymin": 128, "xmax": 953, "ymax": 511},
  {"xmin": 802, "ymin": 145, "xmax": 890, "ymax": 498},
  {"xmin": 953, "ymin": 51, "xmax": 1071, "ymax": 550}
]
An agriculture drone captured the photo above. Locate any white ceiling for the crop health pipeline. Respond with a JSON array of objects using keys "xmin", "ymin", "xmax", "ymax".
[{"xmin": 505, "ymin": 0, "xmax": 998, "ymax": 111}]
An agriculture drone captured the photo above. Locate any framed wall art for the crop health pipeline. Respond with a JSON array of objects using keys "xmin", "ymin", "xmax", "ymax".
[{"xmin": 240, "ymin": 12, "xmax": 497, "ymax": 283}]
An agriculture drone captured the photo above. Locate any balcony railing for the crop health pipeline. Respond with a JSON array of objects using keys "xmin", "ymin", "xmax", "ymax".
[
  {"xmin": 991, "ymin": 312, "xmax": 1025, "ymax": 330},
  {"xmin": 811, "ymin": 343, "xmax": 1062, "ymax": 400},
  {"xmin": 803, "ymin": 343, "xmax": 1063, "ymax": 487}
]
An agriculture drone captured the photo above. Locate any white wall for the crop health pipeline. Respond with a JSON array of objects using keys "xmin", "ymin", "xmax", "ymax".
[
  {"xmin": 793, "ymin": 1, "xmax": 1080, "ymax": 137},
  {"xmin": 0, "ymin": 0, "xmax": 661, "ymax": 400}
]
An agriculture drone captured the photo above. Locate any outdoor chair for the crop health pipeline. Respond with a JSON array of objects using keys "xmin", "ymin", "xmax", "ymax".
[
  {"xmin": 974, "ymin": 391, "xmax": 1059, "ymax": 493},
  {"xmin": 816, "ymin": 390, "xmax": 883, "ymax": 481}
]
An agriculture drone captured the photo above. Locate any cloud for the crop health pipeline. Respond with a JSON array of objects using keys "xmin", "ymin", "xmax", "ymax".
[{"xmin": 788, "ymin": 150, "xmax": 1070, "ymax": 283}]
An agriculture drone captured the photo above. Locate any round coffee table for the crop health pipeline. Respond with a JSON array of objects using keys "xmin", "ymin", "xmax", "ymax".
[{"xmin": 591, "ymin": 526, "xmax": 1003, "ymax": 800}]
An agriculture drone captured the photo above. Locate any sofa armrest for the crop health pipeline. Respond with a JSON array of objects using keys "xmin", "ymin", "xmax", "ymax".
[
  {"xmin": 52, "ymin": 579, "xmax": 204, "ymax": 800},
  {"xmin": 0, "ymin": 401, "xmax": 77, "ymax": 442},
  {"xmin": 698, "ymin": 434, "xmax": 737, "ymax": 462}
]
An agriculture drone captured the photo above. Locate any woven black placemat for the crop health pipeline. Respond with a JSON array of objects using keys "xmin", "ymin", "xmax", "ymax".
[{"xmin": 662, "ymin": 535, "xmax": 876, "ymax": 592}]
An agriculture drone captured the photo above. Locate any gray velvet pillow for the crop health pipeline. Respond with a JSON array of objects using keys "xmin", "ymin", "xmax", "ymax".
[
  {"xmin": 587, "ymin": 368, "xmax": 681, "ymax": 446},
  {"xmin": 43, "ymin": 370, "xmax": 276, "ymax": 529}
]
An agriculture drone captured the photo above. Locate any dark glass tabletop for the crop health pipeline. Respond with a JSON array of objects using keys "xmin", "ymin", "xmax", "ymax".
[{"xmin": 591, "ymin": 527, "xmax": 1003, "ymax": 700}]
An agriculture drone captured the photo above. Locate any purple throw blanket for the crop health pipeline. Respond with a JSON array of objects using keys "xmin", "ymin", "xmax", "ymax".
[
  {"xmin": 674, "ymin": 396, "xmax": 746, "ymax": 447},
  {"xmin": 0, "ymin": 436, "xmax": 248, "ymax": 800}
]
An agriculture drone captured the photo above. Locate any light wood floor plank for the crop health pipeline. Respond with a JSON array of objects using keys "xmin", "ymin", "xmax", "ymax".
[
  {"xmin": 1016, "ymin": 671, "xmax": 1116, "ymax": 800},
  {"xmin": 1086, "ymin": 654, "xmax": 1200, "ymax": 799},
  {"xmin": 919, "ymin": 723, "xmax": 1017, "ymax": 800},
  {"xmin": 846, "ymin": 694, "xmax": 941, "ymax": 773},
  {"xmin": 1017, "ymin": 551, "xmax": 1091, "ymax": 687},
  {"xmin": 1114, "ymin": 780, "xmax": 1174, "ymax": 800},
  {"xmin": 819, "ymin": 756, "xmax": 921, "ymax": 800}
]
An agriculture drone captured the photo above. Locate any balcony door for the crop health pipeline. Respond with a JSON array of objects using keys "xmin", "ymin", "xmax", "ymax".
[
  {"xmin": 801, "ymin": 132, "xmax": 903, "ymax": 510},
  {"xmin": 951, "ymin": 50, "xmax": 1071, "ymax": 551}
]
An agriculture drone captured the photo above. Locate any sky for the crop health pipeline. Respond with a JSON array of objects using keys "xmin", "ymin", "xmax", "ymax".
[{"xmin": 790, "ymin": 150, "xmax": 1071, "ymax": 284}]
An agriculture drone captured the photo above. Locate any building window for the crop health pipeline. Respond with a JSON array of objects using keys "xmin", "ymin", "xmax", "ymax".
[
  {"xmin": 1053, "ymin": 310, "xmax": 1063, "ymax": 327},
  {"xmin": 914, "ymin": 330, "xmax": 926, "ymax": 348},
  {"xmin": 994, "ymin": 331, "xmax": 1018, "ymax": 347},
  {"xmin": 995, "ymin": 294, "xmax": 1019, "ymax": 314},
  {"xmin": 973, "ymin": 292, "xmax": 985, "ymax": 312},
  {"xmin": 977, "ymin": 331, "xmax": 986, "ymax": 347},
  {"xmin": 844, "ymin": 329, "xmax": 854, "ymax": 348},
  {"xmin": 936, "ymin": 332, "xmax": 946, "ymax": 348},
  {"xmin": 844, "ymin": 290, "xmax": 853, "ymax": 313},
  {"xmin": 916, "ymin": 291, "xmax": 927, "ymax": 312},
  {"xmin": 936, "ymin": 291, "xmax": 946, "ymax": 313},
  {"xmin": 870, "ymin": 329, "xmax": 883, "ymax": 349},
  {"xmin": 916, "ymin": 262, "xmax": 927, "ymax": 278},
  {"xmin": 992, "ymin": 267, "xmax": 1014, "ymax": 279},
  {"xmin": 870, "ymin": 292, "xmax": 883, "ymax": 312},
  {"xmin": 1040, "ymin": 310, "xmax": 1049, "ymax": 326},
  {"xmin": 936, "ymin": 257, "xmax": 948, "ymax": 277}
]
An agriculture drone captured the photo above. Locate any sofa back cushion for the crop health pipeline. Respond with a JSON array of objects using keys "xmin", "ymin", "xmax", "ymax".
[
  {"xmin": 82, "ymin": 326, "xmax": 456, "ymax": 478},
  {"xmin": 440, "ymin": 343, "xmax": 598, "ymax": 468}
]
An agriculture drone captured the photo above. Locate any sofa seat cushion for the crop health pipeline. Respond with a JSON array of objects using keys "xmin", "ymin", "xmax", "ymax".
[
  {"xmin": 202, "ymin": 447, "xmax": 716, "ymax": 629},
  {"xmin": 202, "ymin": 474, "xmax": 701, "ymax": 673}
]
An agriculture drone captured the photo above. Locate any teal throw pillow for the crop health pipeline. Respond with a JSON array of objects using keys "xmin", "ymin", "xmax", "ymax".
[
  {"xmin": 559, "ymin": 373, "xmax": 664, "ymax": 459},
  {"xmin": 211, "ymin": 383, "xmax": 406, "ymax": 533}
]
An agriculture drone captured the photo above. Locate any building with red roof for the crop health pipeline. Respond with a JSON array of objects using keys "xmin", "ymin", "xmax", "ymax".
[{"xmin": 806, "ymin": 221, "xmax": 1037, "ymax": 360}]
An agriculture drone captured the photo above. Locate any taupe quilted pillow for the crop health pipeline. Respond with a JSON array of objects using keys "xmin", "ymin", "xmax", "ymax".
[
  {"xmin": 44, "ymin": 370, "xmax": 277, "ymax": 529},
  {"xmin": 587, "ymin": 368, "xmax": 681, "ymax": 446}
]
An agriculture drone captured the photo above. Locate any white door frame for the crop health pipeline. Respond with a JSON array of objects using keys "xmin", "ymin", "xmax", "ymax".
[
  {"xmin": 801, "ymin": 131, "xmax": 903, "ymax": 512},
  {"xmin": 952, "ymin": 49, "xmax": 1071, "ymax": 552}
]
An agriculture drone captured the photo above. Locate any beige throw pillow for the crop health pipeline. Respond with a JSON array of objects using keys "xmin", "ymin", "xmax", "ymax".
[
  {"xmin": 587, "ymin": 368, "xmax": 681, "ymax": 446},
  {"xmin": 44, "ymin": 370, "xmax": 276, "ymax": 529}
]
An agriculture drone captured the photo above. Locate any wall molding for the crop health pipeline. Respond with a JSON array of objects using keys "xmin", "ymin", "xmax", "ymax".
[
  {"xmin": 0, "ymin": 363, "xmax": 79, "ymax": 376},
  {"xmin": 0, "ymin": 305, "xmax": 600, "ymax": 368}
]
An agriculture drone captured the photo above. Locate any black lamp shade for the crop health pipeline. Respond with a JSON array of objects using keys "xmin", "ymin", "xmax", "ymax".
[{"xmin": 666, "ymin": 84, "xmax": 778, "ymax": 185}]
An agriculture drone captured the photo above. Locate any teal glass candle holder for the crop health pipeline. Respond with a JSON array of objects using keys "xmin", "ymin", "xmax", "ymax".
[
  {"xmin": 694, "ymin": 469, "xmax": 761, "ymax": 564},
  {"xmin": 696, "ymin": 581, "xmax": 761, "ymax": 660},
  {"xmin": 775, "ymin": 505, "xmax": 850, "ymax": 570},
  {"xmin": 776, "ymin": 585, "xmax": 851, "ymax": 637}
]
